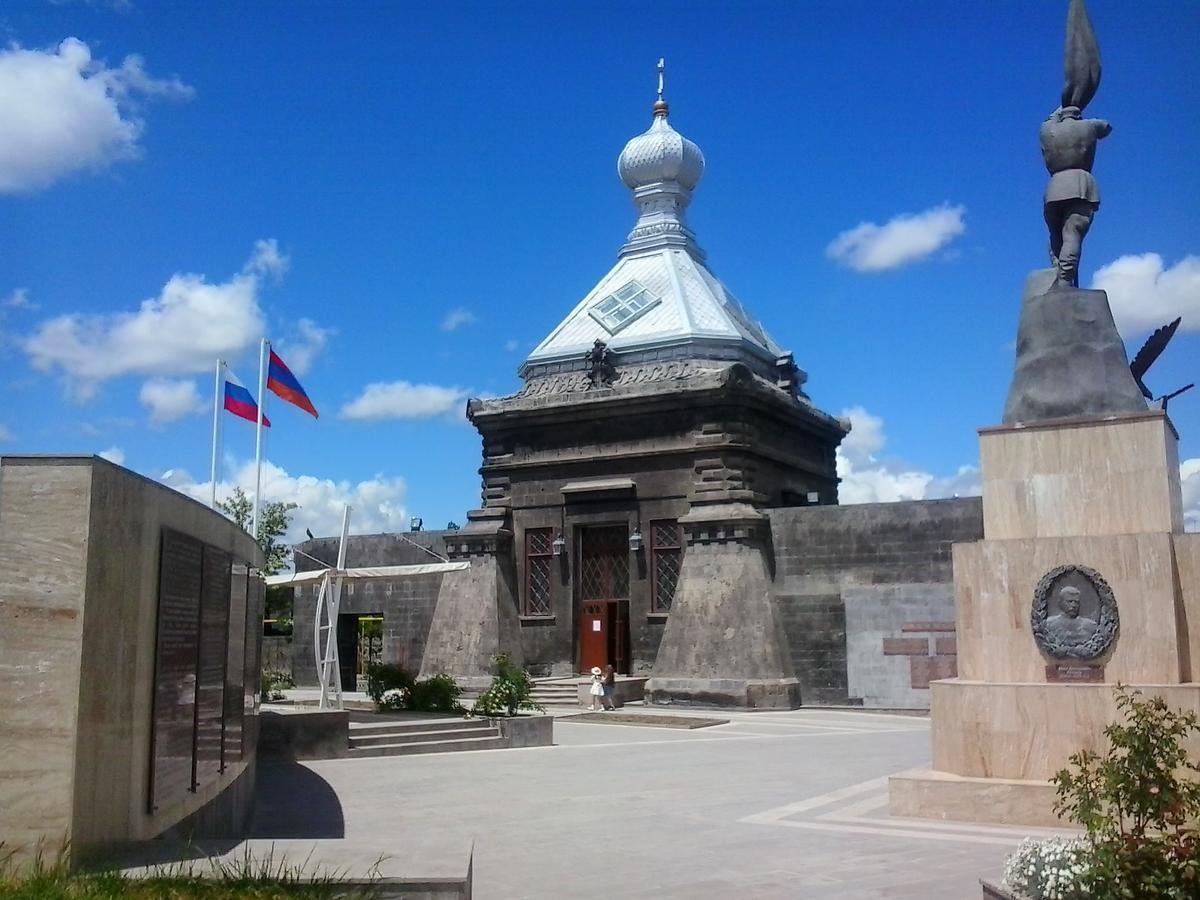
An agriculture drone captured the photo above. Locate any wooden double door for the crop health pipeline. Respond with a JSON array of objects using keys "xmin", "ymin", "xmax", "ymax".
[{"xmin": 577, "ymin": 525, "xmax": 631, "ymax": 674}]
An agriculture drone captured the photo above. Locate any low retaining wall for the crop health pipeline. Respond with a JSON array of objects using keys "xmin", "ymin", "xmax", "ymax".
[
  {"xmin": 491, "ymin": 714, "xmax": 553, "ymax": 748},
  {"xmin": 258, "ymin": 709, "xmax": 349, "ymax": 760},
  {"xmin": 575, "ymin": 677, "xmax": 648, "ymax": 707}
]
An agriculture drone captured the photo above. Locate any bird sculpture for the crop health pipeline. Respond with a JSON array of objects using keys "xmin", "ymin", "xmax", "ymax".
[
  {"xmin": 305, "ymin": 527, "xmax": 315, "ymax": 541},
  {"xmin": 1129, "ymin": 317, "xmax": 1194, "ymax": 411}
]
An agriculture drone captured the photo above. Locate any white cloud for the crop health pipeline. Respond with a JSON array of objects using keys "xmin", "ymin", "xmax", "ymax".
[
  {"xmin": 0, "ymin": 424, "xmax": 13, "ymax": 442},
  {"xmin": 440, "ymin": 308, "xmax": 477, "ymax": 332},
  {"xmin": 273, "ymin": 318, "xmax": 332, "ymax": 376},
  {"xmin": 1183, "ymin": 458, "xmax": 1200, "ymax": 534},
  {"xmin": 339, "ymin": 381, "xmax": 469, "ymax": 421},
  {"xmin": 0, "ymin": 38, "xmax": 192, "ymax": 193},
  {"xmin": 503, "ymin": 339, "xmax": 520, "ymax": 352},
  {"xmin": 24, "ymin": 241, "xmax": 278, "ymax": 400},
  {"xmin": 98, "ymin": 445, "xmax": 125, "ymax": 465},
  {"xmin": 826, "ymin": 204, "xmax": 966, "ymax": 273},
  {"xmin": 837, "ymin": 405, "xmax": 885, "ymax": 466},
  {"xmin": 835, "ymin": 406, "xmax": 980, "ymax": 504},
  {"xmin": 245, "ymin": 238, "xmax": 288, "ymax": 280},
  {"xmin": 3, "ymin": 288, "xmax": 35, "ymax": 310},
  {"xmin": 139, "ymin": 377, "xmax": 206, "ymax": 424},
  {"xmin": 162, "ymin": 459, "xmax": 408, "ymax": 545},
  {"xmin": 1091, "ymin": 254, "xmax": 1200, "ymax": 338}
]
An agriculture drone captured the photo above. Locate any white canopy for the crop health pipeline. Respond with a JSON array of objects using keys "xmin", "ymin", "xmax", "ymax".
[{"xmin": 266, "ymin": 561, "xmax": 468, "ymax": 586}]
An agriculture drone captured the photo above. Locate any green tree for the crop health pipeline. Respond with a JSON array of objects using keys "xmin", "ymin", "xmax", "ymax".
[{"xmin": 217, "ymin": 486, "xmax": 298, "ymax": 576}]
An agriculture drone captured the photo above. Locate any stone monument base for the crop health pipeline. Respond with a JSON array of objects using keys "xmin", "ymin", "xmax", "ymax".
[
  {"xmin": 889, "ymin": 768, "xmax": 1061, "ymax": 828},
  {"xmin": 890, "ymin": 680, "xmax": 1200, "ymax": 827},
  {"xmin": 889, "ymin": 410, "xmax": 1200, "ymax": 829},
  {"xmin": 1002, "ymin": 269, "xmax": 1147, "ymax": 424}
]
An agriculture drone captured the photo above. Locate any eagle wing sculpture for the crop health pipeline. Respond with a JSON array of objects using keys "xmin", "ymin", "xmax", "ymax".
[{"xmin": 1129, "ymin": 317, "xmax": 1182, "ymax": 400}]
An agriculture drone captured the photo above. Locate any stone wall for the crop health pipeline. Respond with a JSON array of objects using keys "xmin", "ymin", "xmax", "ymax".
[
  {"xmin": 0, "ymin": 455, "xmax": 264, "ymax": 870},
  {"xmin": 768, "ymin": 497, "xmax": 983, "ymax": 708},
  {"xmin": 292, "ymin": 531, "xmax": 453, "ymax": 685}
]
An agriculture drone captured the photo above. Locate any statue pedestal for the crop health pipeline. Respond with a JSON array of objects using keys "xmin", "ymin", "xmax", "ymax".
[{"xmin": 889, "ymin": 410, "xmax": 1200, "ymax": 827}]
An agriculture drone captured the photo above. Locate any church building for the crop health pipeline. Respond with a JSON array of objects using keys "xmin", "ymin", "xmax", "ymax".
[{"xmin": 291, "ymin": 78, "xmax": 983, "ymax": 709}]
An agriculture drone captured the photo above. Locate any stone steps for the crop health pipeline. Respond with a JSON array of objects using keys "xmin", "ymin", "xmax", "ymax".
[
  {"xmin": 349, "ymin": 718, "xmax": 491, "ymax": 737},
  {"xmin": 347, "ymin": 717, "xmax": 502, "ymax": 758},
  {"xmin": 530, "ymin": 682, "xmax": 583, "ymax": 707},
  {"xmin": 347, "ymin": 734, "xmax": 506, "ymax": 758}
]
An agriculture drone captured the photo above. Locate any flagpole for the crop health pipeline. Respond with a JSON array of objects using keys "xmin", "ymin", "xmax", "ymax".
[
  {"xmin": 252, "ymin": 338, "xmax": 269, "ymax": 540},
  {"xmin": 210, "ymin": 359, "xmax": 223, "ymax": 509}
]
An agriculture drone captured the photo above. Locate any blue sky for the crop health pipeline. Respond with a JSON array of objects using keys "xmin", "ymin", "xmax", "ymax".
[{"xmin": 1, "ymin": 0, "xmax": 1198, "ymax": 541}]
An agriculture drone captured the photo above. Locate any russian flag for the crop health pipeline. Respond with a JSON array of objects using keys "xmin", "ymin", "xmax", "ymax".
[
  {"xmin": 224, "ymin": 367, "xmax": 270, "ymax": 427},
  {"xmin": 266, "ymin": 350, "xmax": 318, "ymax": 418}
]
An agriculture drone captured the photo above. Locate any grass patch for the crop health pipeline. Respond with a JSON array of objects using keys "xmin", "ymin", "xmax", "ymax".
[{"xmin": 0, "ymin": 846, "xmax": 382, "ymax": 899}]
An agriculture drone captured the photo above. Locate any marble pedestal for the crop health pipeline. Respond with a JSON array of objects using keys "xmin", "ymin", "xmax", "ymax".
[{"xmin": 889, "ymin": 411, "xmax": 1200, "ymax": 827}]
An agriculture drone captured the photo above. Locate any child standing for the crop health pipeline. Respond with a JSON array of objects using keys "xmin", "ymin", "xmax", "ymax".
[{"xmin": 588, "ymin": 666, "xmax": 605, "ymax": 711}]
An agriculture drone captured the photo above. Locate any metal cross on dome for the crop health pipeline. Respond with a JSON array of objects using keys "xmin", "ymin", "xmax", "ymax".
[{"xmin": 657, "ymin": 58, "xmax": 665, "ymax": 101}]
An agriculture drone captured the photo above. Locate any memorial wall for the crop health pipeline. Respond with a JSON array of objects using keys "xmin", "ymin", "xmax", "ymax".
[{"xmin": 0, "ymin": 456, "xmax": 266, "ymax": 872}]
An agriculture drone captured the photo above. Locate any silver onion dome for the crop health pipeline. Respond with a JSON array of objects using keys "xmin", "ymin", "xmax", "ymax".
[{"xmin": 617, "ymin": 99, "xmax": 705, "ymax": 191}]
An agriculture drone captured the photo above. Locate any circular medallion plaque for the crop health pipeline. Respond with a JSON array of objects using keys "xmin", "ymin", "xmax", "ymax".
[{"xmin": 1030, "ymin": 564, "xmax": 1119, "ymax": 661}]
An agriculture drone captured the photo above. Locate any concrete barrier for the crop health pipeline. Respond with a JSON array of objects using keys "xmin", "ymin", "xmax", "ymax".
[
  {"xmin": 491, "ymin": 714, "xmax": 553, "ymax": 748},
  {"xmin": 258, "ymin": 708, "xmax": 349, "ymax": 760}
]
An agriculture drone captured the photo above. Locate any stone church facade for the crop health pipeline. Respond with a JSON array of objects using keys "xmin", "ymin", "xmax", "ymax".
[{"xmin": 291, "ymin": 86, "xmax": 985, "ymax": 708}]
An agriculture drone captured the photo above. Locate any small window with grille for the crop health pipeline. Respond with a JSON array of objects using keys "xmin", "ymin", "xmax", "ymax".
[
  {"xmin": 589, "ymin": 281, "xmax": 660, "ymax": 334},
  {"xmin": 650, "ymin": 520, "xmax": 682, "ymax": 613},
  {"xmin": 524, "ymin": 528, "xmax": 554, "ymax": 617}
]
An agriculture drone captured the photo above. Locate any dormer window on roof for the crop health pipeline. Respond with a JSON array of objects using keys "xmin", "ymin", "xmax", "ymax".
[{"xmin": 589, "ymin": 281, "xmax": 660, "ymax": 334}]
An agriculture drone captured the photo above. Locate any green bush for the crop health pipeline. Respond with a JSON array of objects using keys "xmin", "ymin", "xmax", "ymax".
[
  {"xmin": 1048, "ymin": 685, "xmax": 1200, "ymax": 899},
  {"xmin": 410, "ymin": 673, "xmax": 463, "ymax": 713},
  {"xmin": 471, "ymin": 652, "xmax": 543, "ymax": 717},
  {"xmin": 365, "ymin": 663, "xmax": 415, "ymax": 709},
  {"xmin": 260, "ymin": 669, "xmax": 294, "ymax": 702}
]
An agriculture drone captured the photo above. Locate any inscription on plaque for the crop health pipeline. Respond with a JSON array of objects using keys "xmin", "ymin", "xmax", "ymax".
[
  {"xmin": 222, "ymin": 568, "xmax": 249, "ymax": 767},
  {"xmin": 242, "ymin": 575, "xmax": 265, "ymax": 754},
  {"xmin": 194, "ymin": 545, "xmax": 232, "ymax": 787},
  {"xmin": 149, "ymin": 529, "xmax": 203, "ymax": 811},
  {"xmin": 1046, "ymin": 664, "xmax": 1105, "ymax": 683}
]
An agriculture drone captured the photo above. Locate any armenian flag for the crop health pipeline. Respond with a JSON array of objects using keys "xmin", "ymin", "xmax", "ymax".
[
  {"xmin": 223, "ymin": 366, "xmax": 270, "ymax": 427},
  {"xmin": 266, "ymin": 350, "xmax": 318, "ymax": 418}
]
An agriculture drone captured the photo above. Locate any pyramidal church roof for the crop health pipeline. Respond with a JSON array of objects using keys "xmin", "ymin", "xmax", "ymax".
[{"xmin": 520, "ymin": 66, "xmax": 799, "ymax": 390}]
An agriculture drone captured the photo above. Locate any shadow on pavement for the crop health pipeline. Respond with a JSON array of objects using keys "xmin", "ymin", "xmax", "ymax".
[{"xmin": 251, "ymin": 760, "xmax": 345, "ymax": 839}]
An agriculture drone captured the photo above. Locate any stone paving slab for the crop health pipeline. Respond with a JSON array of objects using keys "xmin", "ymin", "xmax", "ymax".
[{"xmin": 244, "ymin": 709, "xmax": 1057, "ymax": 899}]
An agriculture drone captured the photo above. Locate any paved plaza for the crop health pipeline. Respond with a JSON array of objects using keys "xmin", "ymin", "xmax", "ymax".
[{"xmin": 246, "ymin": 708, "xmax": 1072, "ymax": 899}]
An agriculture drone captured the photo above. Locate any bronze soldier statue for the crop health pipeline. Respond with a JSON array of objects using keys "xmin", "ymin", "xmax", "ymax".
[
  {"xmin": 1040, "ymin": 106, "xmax": 1110, "ymax": 287},
  {"xmin": 1041, "ymin": 0, "xmax": 1108, "ymax": 288}
]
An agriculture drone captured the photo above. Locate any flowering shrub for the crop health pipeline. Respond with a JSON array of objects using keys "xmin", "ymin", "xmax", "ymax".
[
  {"xmin": 380, "ymin": 687, "xmax": 409, "ymax": 710},
  {"xmin": 1003, "ymin": 686, "xmax": 1200, "ymax": 900},
  {"xmin": 471, "ymin": 651, "xmax": 543, "ymax": 717},
  {"xmin": 1003, "ymin": 837, "xmax": 1091, "ymax": 900}
]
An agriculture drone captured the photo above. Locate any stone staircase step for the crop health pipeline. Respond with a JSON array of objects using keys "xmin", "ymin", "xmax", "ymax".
[
  {"xmin": 349, "ymin": 718, "xmax": 491, "ymax": 737},
  {"xmin": 350, "ymin": 726, "xmax": 499, "ymax": 748},
  {"xmin": 347, "ymin": 735, "xmax": 507, "ymax": 758}
]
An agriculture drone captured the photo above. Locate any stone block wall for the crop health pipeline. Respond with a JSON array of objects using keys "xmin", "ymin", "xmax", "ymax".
[
  {"xmin": 291, "ymin": 531, "xmax": 453, "ymax": 686},
  {"xmin": 0, "ymin": 455, "xmax": 264, "ymax": 870},
  {"xmin": 768, "ymin": 497, "xmax": 983, "ymax": 708},
  {"xmin": 775, "ymin": 593, "xmax": 847, "ymax": 705}
]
